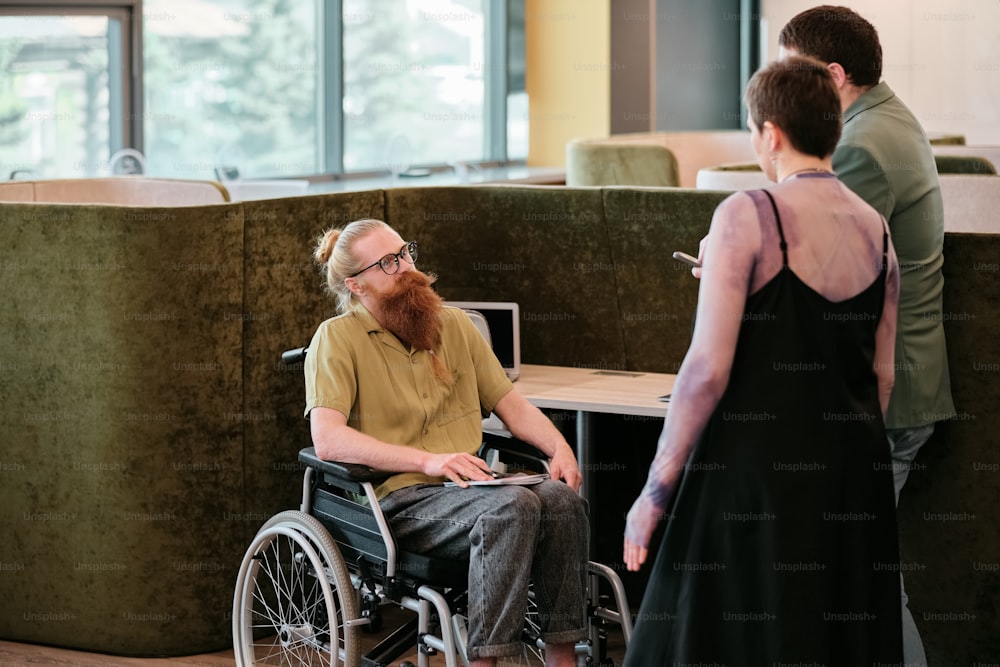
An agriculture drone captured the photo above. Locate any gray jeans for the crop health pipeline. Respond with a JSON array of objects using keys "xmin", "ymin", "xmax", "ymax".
[
  {"xmin": 887, "ymin": 423, "xmax": 935, "ymax": 667},
  {"xmin": 379, "ymin": 480, "xmax": 589, "ymax": 660}
]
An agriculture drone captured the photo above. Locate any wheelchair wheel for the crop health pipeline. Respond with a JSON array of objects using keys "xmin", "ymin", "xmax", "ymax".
[
  {"xmin": 515, "ymin": 588, "xmax": 546, "ymax": 666},
  {"xmin": 233, "ymin": 510, "xmax": 360, "ymax": 666}
]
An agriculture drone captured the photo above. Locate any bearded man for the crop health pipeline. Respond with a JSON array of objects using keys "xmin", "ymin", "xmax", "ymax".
[{"xmin": 304, "ymin": 218, "xmax": 588, "ymax": 667}]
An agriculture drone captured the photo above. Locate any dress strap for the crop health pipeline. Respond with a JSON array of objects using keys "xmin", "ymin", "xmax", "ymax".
[
  {"xmin": 761, "ymin": 189, "xmax": 788, "ymax": 269},
  {"xmin": 881, "ymin": 219, "xmax": 889, "ymax": 274}
]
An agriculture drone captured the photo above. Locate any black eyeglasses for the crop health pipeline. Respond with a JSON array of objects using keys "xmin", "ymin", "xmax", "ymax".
[{"xmin": 349, "ymin": 241, "xmax": 418, "ymax": 277}]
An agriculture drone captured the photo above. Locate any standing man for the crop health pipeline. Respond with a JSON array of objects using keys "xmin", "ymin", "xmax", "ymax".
[
  {"xmin": 305, "ymin": 218, "xmax": 589, "ymax": 667},
  {"xmin": 779, "ymin": 6, "xmax": 957, "ymax": 665}
]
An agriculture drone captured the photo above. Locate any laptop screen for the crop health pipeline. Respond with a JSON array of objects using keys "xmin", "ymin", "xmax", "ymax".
[{"xmin": 446, "ymin": 301, "xmax": 520, "ymax": 381}]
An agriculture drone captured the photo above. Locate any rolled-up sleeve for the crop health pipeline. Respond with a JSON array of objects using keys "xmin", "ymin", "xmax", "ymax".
[{"xmin": 304, "ymin": 318, "xmax": 358, "ymax": 419}]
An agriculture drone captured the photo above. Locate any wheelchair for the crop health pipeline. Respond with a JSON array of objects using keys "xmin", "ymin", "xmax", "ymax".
[{"xmin": 233, "ymin": 348, "xmax": 633, "ymax": 666}]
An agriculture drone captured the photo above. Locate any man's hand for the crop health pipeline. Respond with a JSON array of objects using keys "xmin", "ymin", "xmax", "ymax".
[
  {"xmin": 424, "ymin": 451, "xmax": 496, "ymax": 488},
  {"xmin": 548, "ymin": 443, "xmax": 583, "ymax": 492},
  {"xmin": 492, "ymin": 390, "xmax": 582, "ymax": 490}
]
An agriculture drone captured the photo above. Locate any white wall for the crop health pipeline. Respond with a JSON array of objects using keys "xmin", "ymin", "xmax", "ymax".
[{"xmin": 761, "ymin": 0, "xmax": 1000, "ymax": 144}]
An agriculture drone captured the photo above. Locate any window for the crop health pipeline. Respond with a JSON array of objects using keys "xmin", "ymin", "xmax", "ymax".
[
  {"xmin": 342, "ymin": 0, "xmax": 487, "ymax": 173},
  {"xmin": 1, "ymin": 1, "xmax": 524, "ymax": 181},
  {"xmin": 0, "ymin": 6, "xmax": 137, "ymax": 179},
  {"xmin": 142, "ymin": 0, "xmax": 320, "ymax": 179}
]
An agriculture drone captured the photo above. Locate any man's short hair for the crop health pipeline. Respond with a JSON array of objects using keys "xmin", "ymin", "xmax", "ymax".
[
  {"xmin": 778, "ymin": 5, "xmax": 882, "ymax": 88},
  {"xmin": 745, "ymin": 56, "xmax": 842, "ymax": 159}
]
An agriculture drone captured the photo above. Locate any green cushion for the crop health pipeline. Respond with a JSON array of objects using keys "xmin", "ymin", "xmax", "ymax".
[
  {"xmin": 707, "ymin": 162, "xmax": 763, "ymax": 172},
  {"xmin": 928, "ymin": 133, "xmax": 966, "ymax": 146},
  {"xmin": 934, "ymin": 154, "xmax": 997, "ymax": 174},
  {"xmin": 566, "ymin": 141, "xmax": 680, "ymax": 187}
]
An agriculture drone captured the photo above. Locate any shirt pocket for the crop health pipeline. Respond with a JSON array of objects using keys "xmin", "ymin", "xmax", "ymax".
[
  {"xmin": 435, "ymin": 408, "xmax": 481, "ymax": 454},
  {"xmin": 436, "ymin": 407, "xmax": 479, "ymax": 427}
]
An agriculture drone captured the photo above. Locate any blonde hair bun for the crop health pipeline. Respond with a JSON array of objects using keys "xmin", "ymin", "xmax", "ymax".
[{"xmin": 314, "ymin": 228, "xmax": 341, "ymax": 265}]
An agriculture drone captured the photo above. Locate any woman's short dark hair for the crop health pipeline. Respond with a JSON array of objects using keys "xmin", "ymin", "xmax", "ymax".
[
  {"xmin": 745, "ymin": 56, "xmax": 842, "ymax": 159},
  {"xmin": 778, "ymin": 5, "xmax": 882, "ymax": 88}
]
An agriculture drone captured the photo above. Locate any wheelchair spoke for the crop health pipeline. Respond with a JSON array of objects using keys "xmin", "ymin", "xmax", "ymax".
[
  {"xmin": 254, "ymin": 542, "xmax": 290, "ymax": 630},
  {"xmin": 234, "ymin": 511, "xmax": 360, "ymax": 666}
]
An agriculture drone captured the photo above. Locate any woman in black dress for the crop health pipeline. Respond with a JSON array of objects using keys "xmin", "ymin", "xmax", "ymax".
[{"xmin": 622, "ymin": 56, "xmax": 903, "ymax": 665}]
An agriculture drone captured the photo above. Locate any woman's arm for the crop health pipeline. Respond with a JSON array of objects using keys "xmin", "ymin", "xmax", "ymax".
[
  {"xmin": 624, "ymin": 192, "xmax": 761, "ymax": 571},
  {"xmin": 873, "ymin": 225, "xmax": 900, "ymax": 416}
]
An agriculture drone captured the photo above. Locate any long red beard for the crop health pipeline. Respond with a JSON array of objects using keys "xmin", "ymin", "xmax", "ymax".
[{"xmin": 375, "ymin": 270, "xmax": 453, "ymax": 385}]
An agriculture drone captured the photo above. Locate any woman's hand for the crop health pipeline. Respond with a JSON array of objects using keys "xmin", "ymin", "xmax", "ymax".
[
  {"xmin": 623, "ymin": 494, "xmax": 668, "ymax": 571},
  {"xmin": 692, "ymin": 234, "xmax": 708, "ymax": 278}
]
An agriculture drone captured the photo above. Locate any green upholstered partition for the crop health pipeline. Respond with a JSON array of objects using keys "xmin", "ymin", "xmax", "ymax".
[
  {"xmin": 0, "ymin": 201, "xmax": 244, "ymax": 655},
  {"xmin": 0, "ymin": 188, "xmax": 997, "ymax": 662},
  {"xmin": 384, "ymin": 185, "xmax": 628, "ymax": 371},
  {"xmin": 602, "ymin": 187, "xmax": 730, "ymax": 373},
  {"xmin": 240, "ymin": 190, "xmax": 387, "ymax": 529},
  {"xmin": 895, "ymin": 232, "xmax": 1000, "ymax": 665},
  {"xmin": 703, "ymin": 156, "xmax": 998, "ymax": 180}
]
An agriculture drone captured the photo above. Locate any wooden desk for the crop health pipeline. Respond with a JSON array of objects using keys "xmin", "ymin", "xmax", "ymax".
[
  {"xmin": 514, "ymin": 364, "xmax": 674, "ymax": 418},
  {"xmin": 512, "ymin": 364, "xmax": 675, "ymax": 506}
]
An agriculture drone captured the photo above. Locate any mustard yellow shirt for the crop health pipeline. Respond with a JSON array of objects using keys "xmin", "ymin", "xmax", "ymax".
[{"xmin": 304, "ymin": 304, "xmax": 513, "ymax": 498}]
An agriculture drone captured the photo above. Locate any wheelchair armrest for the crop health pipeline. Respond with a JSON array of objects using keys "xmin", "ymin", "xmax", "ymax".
[
  {"xmin": 479, "ymin": 431, "xmax": 550, "ymax": 474},
  {"xmin": 300, "ymin": 432, "xmax": 548, "ymax": 485},
  {"xmin": 298, "ymin": 447, "xmax": 393, "ymax": 484}
]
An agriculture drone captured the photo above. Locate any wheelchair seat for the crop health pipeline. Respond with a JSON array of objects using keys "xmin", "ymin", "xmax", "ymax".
[{"xmin": 299, "ymin": 447, "xmax": 470, "ymax": 590}]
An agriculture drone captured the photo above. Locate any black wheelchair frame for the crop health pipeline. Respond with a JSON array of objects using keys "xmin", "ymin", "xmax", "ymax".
[{"xmin": 232, "ymin": 348, "xmax": 633, "ymax": 666}]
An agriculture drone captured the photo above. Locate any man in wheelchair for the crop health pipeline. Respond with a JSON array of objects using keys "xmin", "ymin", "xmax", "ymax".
[{"xmin": 305, "ymin": 218, "xmax": 590, "ymax": 666}]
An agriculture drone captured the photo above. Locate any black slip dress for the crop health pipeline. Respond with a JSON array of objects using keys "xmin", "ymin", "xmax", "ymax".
[{"xmin": 624, "ymin": 186, "xmax": 903, "ymax": 666}]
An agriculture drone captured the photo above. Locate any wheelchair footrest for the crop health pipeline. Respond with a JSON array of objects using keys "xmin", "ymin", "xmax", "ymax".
[{"xmin": 362, "ymin": 613, "xmax": 421, "ymax": 666}]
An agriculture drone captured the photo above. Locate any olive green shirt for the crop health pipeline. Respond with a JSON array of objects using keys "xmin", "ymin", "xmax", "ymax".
[
  {"xmin": 833, "ymin": 81, "xmax": 956, "ymax": 428},
  {"xmin": 304, "ymin": 304, "xmax": 514, "ymax": 498}
]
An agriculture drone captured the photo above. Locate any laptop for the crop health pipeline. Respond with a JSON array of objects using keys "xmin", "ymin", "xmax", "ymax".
[{"xmin": 446, "ymin": 301, "xmax": 521, "ymax": 381}]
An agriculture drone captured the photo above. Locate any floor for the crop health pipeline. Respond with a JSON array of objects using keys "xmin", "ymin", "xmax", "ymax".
[
  {"xmin": 0, "ymin": 640, "xmax": 236, "ymax": 667},
  {"xmin": 0, "ymin": 605, "xmax": 628, "ymax": 666},
  {"xmin": 0, "ymin": 639, "xmax": 627, "ymax": 667}
]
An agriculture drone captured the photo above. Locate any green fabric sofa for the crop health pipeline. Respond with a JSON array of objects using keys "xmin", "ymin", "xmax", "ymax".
[{"xmin": 1, "ymin": 185, "xmax": 997, "ymax": 664}]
